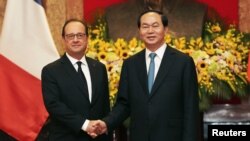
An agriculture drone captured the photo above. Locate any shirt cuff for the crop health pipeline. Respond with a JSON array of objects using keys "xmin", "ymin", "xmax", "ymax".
[{"xmin": 82, "ymin": 119, "xmax": 89, "ymax": 131}]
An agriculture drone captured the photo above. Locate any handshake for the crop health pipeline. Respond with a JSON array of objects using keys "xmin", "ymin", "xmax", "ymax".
[{"xmin": 85, "ymin": 120, "xmax": 108, "ymax": 138}]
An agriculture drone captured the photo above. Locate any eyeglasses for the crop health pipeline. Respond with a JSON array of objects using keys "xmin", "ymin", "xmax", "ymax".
[{"xmin": 65, "ymin": 33, "xmax": 86, "ymax": 40}]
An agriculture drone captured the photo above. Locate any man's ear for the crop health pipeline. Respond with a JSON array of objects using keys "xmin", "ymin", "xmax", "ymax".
[{"xmin": 164, "ymin": 27, "xmax": 168, "ymax": 34}]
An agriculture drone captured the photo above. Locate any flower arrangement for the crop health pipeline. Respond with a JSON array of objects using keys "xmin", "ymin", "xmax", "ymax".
[
  {"xmin": 168, "ymin": 23, "xmax": 249, "ymax": 110},
  {"xmin": 87, "ymin": 18, "xmax": 249, "ymax": 110}
]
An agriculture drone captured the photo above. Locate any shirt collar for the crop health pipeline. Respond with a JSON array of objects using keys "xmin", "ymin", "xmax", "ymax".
[
  {"xmin": 66, "ymin": 53, "xmax": 87, "ymax": 65},
  {"xmin": 145, "ymin": 44, "xmax": 167, "ymax": 59}
]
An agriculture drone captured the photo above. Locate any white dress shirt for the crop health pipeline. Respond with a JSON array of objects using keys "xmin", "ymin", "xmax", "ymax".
[{"xmin": 145, "ymin": 44, "xmax": 167, "ymax": 81}]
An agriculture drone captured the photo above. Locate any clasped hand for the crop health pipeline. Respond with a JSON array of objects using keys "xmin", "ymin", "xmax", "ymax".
[{"xmin": 86, "ymin": 120, "xmax": 107, "ymax": 138}]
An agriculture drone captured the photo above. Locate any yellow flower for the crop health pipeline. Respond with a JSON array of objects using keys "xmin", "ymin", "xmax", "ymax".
[
  {"xmin": 173, "ymin": 37, "xmax": 186, "ymax": 49},
  {"xmin": 92, "ymin": 29, "xmax": 100, "ymax": 35},
  {"xmin": 182, "ymin": 49, "xmax": 193, "ymax": 56},
  {"xmin": 197, "ymin": 60, "xmax": 207, "ymax": 72},
  {"xmin": 190, "ymin": 37, "xmax": 203, "ymax": 49},
  {"xmin": 106, "ymin": 63, "xmax": 113, "ymax": 72},
  {"xmin": 115, "ymin": 38, "xmax": 127, "ymax": 50},
  {"xmin": 86, "ymin": 50, "xmax": 98, "ymax": 59},
  {"xmin": 165, "ymin": 34, "xmax": 172, "ymax": 43},
  {"xmin": 97, "ymin": 51, "xmax": 107, "ymax": 61},
  {"xmin": 128, "ymin": 38, "xmax": 138, "ymax": 49},
  {"xmin": 119, "ymin": 49, "xmax": 130, "ymax": 59},
  {"xmin": 211, "ymin": 24, "xmax": 221, "ymax": 32},
  {"xmin": 106, "ymin": 52, "xmax": 119, "ymax": 62}
]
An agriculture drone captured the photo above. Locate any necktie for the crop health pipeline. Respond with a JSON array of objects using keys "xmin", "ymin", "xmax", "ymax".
[
  {"xmin": 148, "ymin": 53, "xmax": 156, "ymax": 94},
  {"xmin": 76, "ymin": 61, "xmax": 89, "ymax": 95}
]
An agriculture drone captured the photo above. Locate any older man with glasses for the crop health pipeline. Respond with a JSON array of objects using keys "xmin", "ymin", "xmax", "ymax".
[{"xmin": 41, "ymin": 19, "xmax": 112, "ymax": 141}]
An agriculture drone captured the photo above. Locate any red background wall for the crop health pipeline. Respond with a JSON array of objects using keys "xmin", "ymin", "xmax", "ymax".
[
  {"xmin": 196, "ymin": 0, "xmax": 238, "ymax": 25},
  {"xmin": 84, "ymin": 0, "xmax": 126, "ymax": 22},
  {"xmin": 84, "ymin": 0, "xmax": 239, "ymax": 25}
]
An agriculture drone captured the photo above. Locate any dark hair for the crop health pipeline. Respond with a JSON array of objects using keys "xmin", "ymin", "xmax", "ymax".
[
  {"xmin": 137, "ymin": 10, "xmax": 168, "ymax": 28},
  {"xmin": 61, "ymin": 19, "xmax": 88, "ymax": 37}
]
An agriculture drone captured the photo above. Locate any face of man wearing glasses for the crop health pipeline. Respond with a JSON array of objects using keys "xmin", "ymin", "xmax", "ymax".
[{"xmin": 63, "ymin": 21, "xmax": 88, "ymax": 60}]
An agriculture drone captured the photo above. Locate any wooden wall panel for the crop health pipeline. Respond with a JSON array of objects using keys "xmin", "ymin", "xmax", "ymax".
[
  {"xmin": 66, "ymin": 0, "xmax": 83, "ymax": 20},
  {"xmin": 44, "ymin": 0, "xmax": 66, "ymax": 55},
  {"xmin": 0, "ymin": 0, "xmax": 6, "ymax": 34},
  {"xmin": 239, "ymin": 0, "xmax": 250, "ymax": 33}
]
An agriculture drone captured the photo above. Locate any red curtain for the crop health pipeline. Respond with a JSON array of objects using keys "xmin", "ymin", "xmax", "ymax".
[
  {"xmin": 196, "ymin": 0, "xmax": 238, "ymax": 26},
  {"xmin": 84, "ymin": 0, "xmax": 127, "ymax": 22},
  {"xmin": 84, "ymin": 0, "xmax": 239, "ymax": 25}
]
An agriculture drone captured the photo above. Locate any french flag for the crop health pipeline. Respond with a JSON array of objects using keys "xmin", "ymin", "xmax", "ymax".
[{"xmin": 0, "ymin": 0, "xmax": 59, "ymax": 140}]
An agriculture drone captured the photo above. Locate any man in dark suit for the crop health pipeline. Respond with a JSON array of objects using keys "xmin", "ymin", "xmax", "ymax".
[
  {"xmin": 92, "ymin": 10, "xmax": 199, "ymax": 141},
  {"xmin": 41, "ymin": 19, "xmax": 111, "ymax": 141}
]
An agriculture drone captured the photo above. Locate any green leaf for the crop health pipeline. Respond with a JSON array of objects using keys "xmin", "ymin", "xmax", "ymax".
[
  {"xmin": 211, "ymin": 77, "xmax": 234, "ymax": 100},
  {"xmin": 199, "ymin": 86, "xmax": 212, "ymax": 111},
  {"xmin": 234, "ymin": 75, "xmax": 248, "ymax": 97}
]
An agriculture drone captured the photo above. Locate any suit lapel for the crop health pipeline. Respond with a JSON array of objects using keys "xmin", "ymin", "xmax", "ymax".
[
  {"xmin": 135, "ymin": 50, "xmax": 149, "ymax": 95},
  {"xmin": 150, "ymin": 46, "xmax": 175, "ymax": 96},
  {"xmin": 60, "ymin": 54, "xmax": 90, "ymax": 102}
]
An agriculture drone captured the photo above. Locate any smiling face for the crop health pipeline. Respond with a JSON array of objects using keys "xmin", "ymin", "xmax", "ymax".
[
  {"xmin": 139, "ymin": 12, "xmax": 168, "ymax": 51},
  {"xmin": 63, "ymin": 21, "xmax": 88, "ymax": 60}
]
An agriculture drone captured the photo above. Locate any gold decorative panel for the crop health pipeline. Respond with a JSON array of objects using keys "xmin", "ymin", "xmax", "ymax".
[{"xmin": 239, "ymin": 0, "xmax": 250, "ymax": 33}]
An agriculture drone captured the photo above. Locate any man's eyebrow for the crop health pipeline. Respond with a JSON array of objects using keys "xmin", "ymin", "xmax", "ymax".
[{"xmin": 141, "ymin": 22, "xmax": 159, "ymax": 26}]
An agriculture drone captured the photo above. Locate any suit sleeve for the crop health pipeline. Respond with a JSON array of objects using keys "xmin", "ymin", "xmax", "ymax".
[
  {"xmin": 41, "ymin": 66, "xmax": 85, "ymax": 133},
  {"xmin": 103, "ymin": 60, "xmax": 130, "ymax": 131},
  {"xmin": 182, "ymin": 57, "xmax": 199, "ymax": 141}
]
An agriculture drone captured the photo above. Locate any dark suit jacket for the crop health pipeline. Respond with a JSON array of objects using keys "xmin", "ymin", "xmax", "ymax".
[
  {"xmin": 42, "ymin": 54, "xmax": 111, "ymax": 141},
  {"xmin": 103, "ymin": 46, "xmax": 199, "ymax": 141}
]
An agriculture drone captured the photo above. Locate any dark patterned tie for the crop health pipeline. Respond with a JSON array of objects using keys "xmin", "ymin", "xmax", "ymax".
[{"xmin": 76, "ymin": 61, "xmax": 89, "ymax": 95}]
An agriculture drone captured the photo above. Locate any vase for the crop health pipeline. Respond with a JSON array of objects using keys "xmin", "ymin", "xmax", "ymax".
[{"xmin": 212, "ymin": 96, "xmax": 241, "ymax": 105}]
